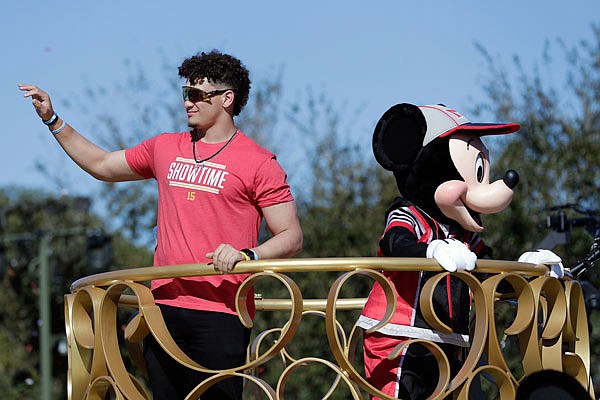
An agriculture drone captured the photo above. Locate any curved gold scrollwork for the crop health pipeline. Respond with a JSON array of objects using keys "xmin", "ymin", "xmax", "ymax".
[
  {"xmin": 563, "ymin": 280, "xmax": 595, "ymax": 398},
  {"xmin": 65, "ymin": 287, "xmax": 108, "ymax": 400},
  {"xmin": 186, "ymin": 372, "xmax": 277, "ymax": 400},
  {"xmin": 122, "ymin": 312, "xmax": 149, "ymax": 376},
  {"xmin": 454, "ymin": 365, "xmax": 516, "ymax": 400},
  {"xmin": 481, "ymin": 273, "xmax": 535, "ymax": 380},
  {"xmin": 85, "ymin": 376, "xmax": 126, "ymax": 400},
  {"xmin": 325, "ymin": 268, "xmax": 397, "ymax": 399},
  {"xmin": 277, "ymin": 357, "xmax": 363, "ymax": 399},
  {"xmin": 388, "ymin": 339, "xmax": 451, "ymax": 399},
  {"xmin": 236, "ymin": 272, "xmax": 303, "ymax": 371},
  {"xmin": 520, "ymin": 276, "xmax": 567, "ymax": 375},
  {"xmin": 64, "ymin": 258, "xmax": 595, "ymax": 399},
  {"xmin": 247, "ymin": 326, "xmax": 288, "ymax": 371},
  {"xmin": 100, "ymin": 282, "xmax": 155, "ymax": 400},
  {"xmin": 420, "ymin": 271, "xmax": 490, "ymax": 393},
  {"xmin": 248, "ymin": 309, "xmax": 354, "ymax": 398}
]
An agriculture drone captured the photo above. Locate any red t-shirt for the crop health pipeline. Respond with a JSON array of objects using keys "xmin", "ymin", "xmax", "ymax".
[{"xmin": 125, "ymin": 131, "xmax": 294, "ymax": 317}]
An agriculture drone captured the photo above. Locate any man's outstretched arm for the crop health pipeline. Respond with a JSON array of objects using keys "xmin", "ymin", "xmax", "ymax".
[{"xmin": 19, "ymin": 84, "xmax": 143, "ymax": 182}]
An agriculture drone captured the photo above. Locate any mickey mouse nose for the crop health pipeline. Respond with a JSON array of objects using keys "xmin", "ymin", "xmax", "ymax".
[{"xmin": 503, "ymin": 170, "xmax": 519, "ymax": 189}]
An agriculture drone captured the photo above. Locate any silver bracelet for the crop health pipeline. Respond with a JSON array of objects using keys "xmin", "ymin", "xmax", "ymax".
[{"xmin": 50, "ymin": 120, "xmax": 67, "ymax": 135}]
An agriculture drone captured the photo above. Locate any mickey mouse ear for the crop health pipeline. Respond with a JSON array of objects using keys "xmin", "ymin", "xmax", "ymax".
[{"xmin": 372, "ymin": 103, "xmax": 427, "ymax": 171}]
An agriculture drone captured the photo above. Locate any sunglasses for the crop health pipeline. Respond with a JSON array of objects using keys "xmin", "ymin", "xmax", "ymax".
[{"xmin": 182, "ymin": 86, "xmax": 232, "ymax": 103}]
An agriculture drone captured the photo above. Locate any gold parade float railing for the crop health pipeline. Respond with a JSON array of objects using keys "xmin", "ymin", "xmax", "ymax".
[{"xmin": 65, "ymin": 258, "xmax": 595, "ymax": 399}]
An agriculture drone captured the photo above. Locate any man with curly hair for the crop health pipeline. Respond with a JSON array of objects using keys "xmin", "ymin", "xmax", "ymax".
[{"xmin": 19, "ymin": 50, "xmax": 303, "ymax": 399}]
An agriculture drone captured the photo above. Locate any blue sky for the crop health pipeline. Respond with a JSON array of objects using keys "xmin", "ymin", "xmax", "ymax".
[{"xmin": 3, "ymin": 1, "xmax": 598, "ymax": 195}]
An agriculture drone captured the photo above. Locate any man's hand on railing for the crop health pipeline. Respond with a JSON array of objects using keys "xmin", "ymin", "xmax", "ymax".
[
  {"xmin": 426, "ymin": 238, "xmax": 477, "ymax": 272},
  {"xmin": 206, "ymin": 243, "xmax": 245, "ymax": 274}
]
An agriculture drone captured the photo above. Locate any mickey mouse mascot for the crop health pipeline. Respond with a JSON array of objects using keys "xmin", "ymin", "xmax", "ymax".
[{"xmin": 357, "ymin": 103, "xmax": 564, "ymax": 399}]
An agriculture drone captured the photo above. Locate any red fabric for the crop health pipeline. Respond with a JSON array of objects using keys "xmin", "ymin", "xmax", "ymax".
[
  {"xmin": 363, "ymin": 331, "xmax": 409, "ymax": 399},
  {"xmin": 361, "ymin": 270, "xmax": 422, "ymax": 326},
  {"xmin": 125, "ymin": 131, "xmax": 293, "ymax": 317},
  {"xmin": 361, "ymin": 205, "xmax": 432, "ymax": 326}
]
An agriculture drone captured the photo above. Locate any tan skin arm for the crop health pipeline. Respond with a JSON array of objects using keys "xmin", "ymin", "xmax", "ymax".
[
  {"xmin": 206, "ymin": 201, "xmax": 303, "ymax": 273},
  {"xmin": 18, "ymin": 84, "xmax": 143, "ymax": 182}
]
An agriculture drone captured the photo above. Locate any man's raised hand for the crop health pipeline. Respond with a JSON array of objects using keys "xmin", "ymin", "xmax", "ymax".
[{"xmin": 18, "ymin": 84, "xmax": 55, "ymax": 121}]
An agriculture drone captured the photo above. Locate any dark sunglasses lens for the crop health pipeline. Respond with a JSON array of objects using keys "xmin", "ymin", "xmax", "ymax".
[
  {"xmin": 191, "ymin": 89, "xmax": 203, "ymax": 102},
  {"xmin": 183, "ymin": 87, "xmax": 204, "ymax": 102}
]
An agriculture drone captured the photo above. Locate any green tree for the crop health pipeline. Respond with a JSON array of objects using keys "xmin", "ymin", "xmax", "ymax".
[
  {"xmin": 473, "ymin": 23, "xmax": 600, "ymax": 392},
  {"xmin": 0, "ymin": 187, "xmax": 152, "ymax": 399},
  {"xmin": 472, "ymin": 24, "xmax": 599, "ymax": 261}
]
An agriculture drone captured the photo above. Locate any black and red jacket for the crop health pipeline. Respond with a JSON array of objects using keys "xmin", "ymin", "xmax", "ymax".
[{"xmin": 358, "ymin": 197, "xmax": 491, "ymax": 346}]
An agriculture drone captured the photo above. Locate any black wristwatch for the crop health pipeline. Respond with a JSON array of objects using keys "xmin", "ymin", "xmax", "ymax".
[
  {"xmin": 43, "ymin": 112, "xmax": 59, "ymax": 126},
  {"xmin": 240, "ymin": 248, "xmax": 258, "ymax": 260}
]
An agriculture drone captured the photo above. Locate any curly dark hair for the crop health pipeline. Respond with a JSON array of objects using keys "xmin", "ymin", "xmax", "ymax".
[{"xmin": 178, "ymin": 50, "xmax": 251, "ymax": 116}]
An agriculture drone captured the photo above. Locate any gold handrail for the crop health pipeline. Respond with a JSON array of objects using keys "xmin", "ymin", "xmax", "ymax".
[{"xmin": 70, "ymin": 257, "xmax": 548, "ymax": 291}]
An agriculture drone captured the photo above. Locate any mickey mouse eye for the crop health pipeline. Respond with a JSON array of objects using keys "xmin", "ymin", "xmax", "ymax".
[{"xmin": 475, "ymin": 153, "xmax": 485, "ymax": 183}]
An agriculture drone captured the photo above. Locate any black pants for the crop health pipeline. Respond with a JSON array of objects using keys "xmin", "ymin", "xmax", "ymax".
[
  {"xmin": 143, "ymin": 305, "xmax": 251, "ymax": 400},
  {"xmin": 396, "ymin": 343, "xmax": 462, "ymax": 400}
]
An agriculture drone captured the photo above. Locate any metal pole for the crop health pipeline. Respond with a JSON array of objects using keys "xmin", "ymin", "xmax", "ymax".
[{"xmin": 38, "ymin": 233, "xmax": 52, "ymax": 400}]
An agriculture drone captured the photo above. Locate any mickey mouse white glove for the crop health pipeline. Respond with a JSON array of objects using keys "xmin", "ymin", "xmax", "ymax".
[
  {"xmin": 518, "ymin": 249, "xmax": 565, "ymax": 279},
  {"xmin": 426, "ymin": 239, "xmax": 477, "ymax": 272}
]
